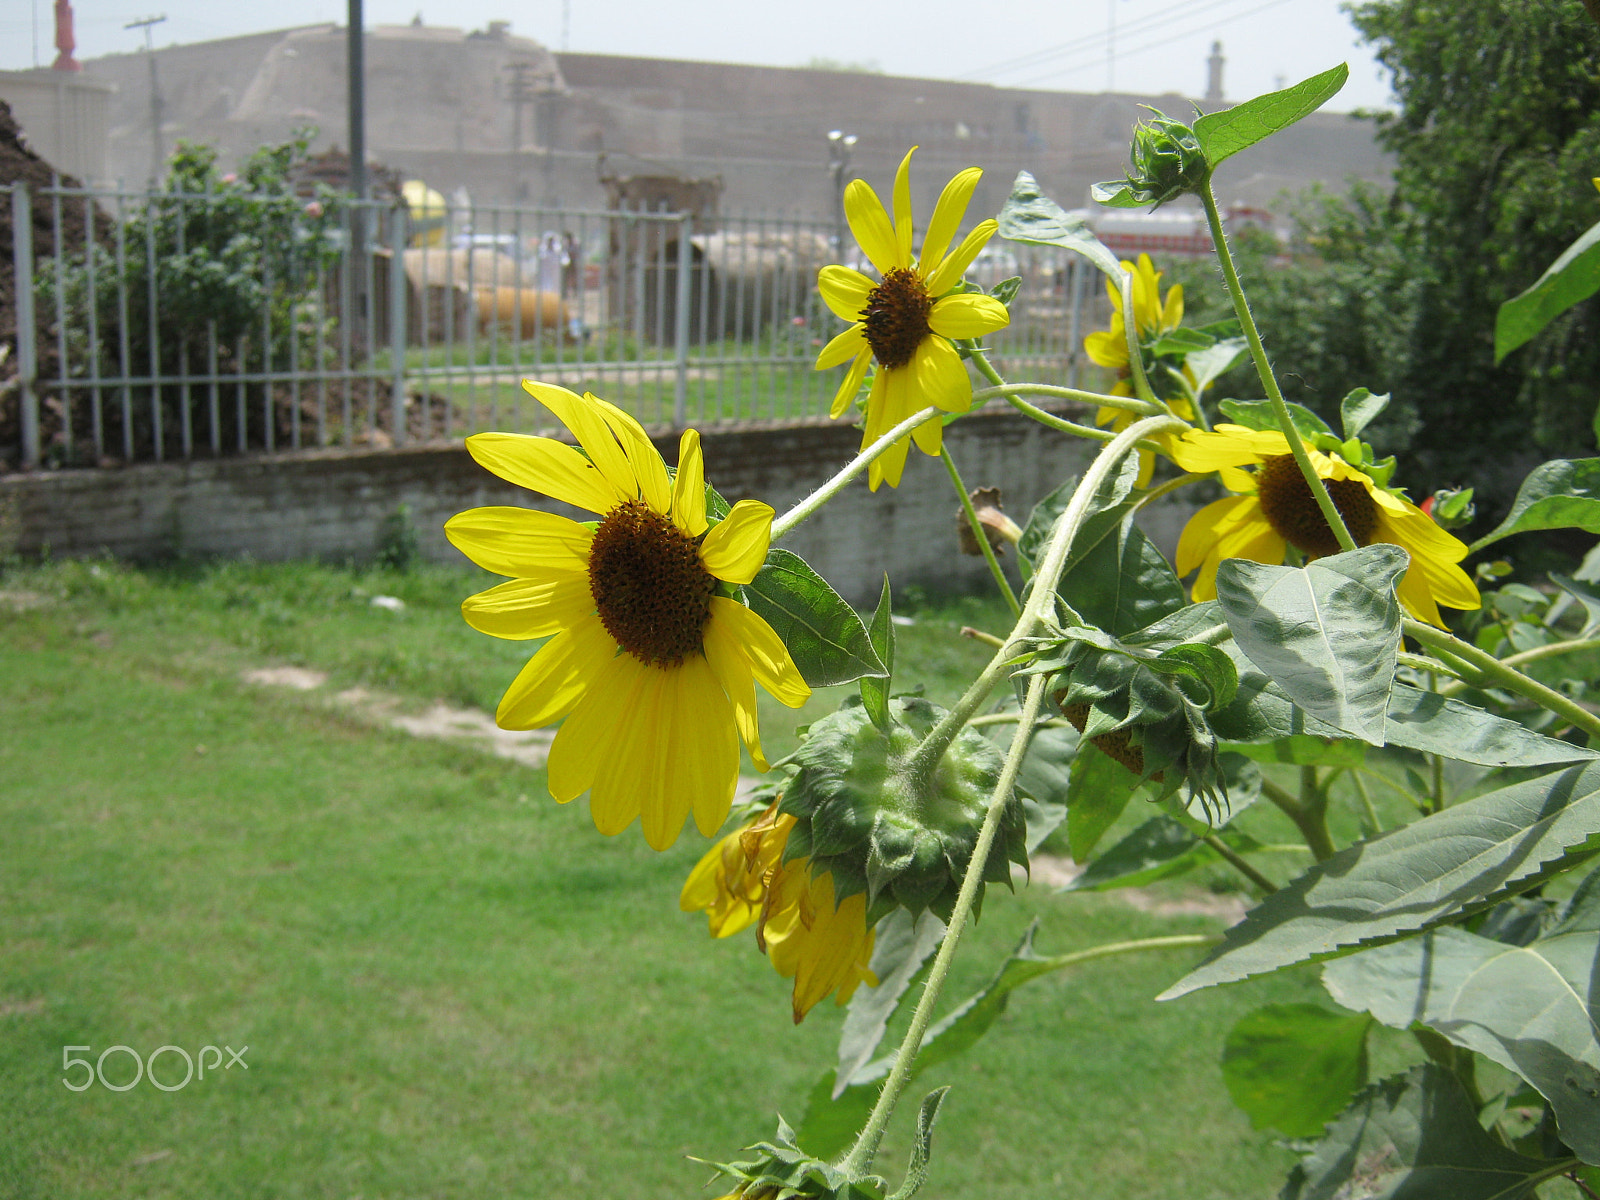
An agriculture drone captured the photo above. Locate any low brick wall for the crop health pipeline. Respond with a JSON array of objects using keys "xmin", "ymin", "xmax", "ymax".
[{"xmin": 0, "ymin": 408, "xmax": 1197, "ymax": 605}]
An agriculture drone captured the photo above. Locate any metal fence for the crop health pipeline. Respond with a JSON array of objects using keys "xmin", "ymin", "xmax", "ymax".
[{"xmin": 2, "ymin": 179, "xmax": 1097, "ymax": 469}]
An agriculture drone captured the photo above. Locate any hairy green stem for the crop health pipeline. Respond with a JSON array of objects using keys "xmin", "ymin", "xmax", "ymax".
[
  {"xmin": 770, "ymin": 405, "xmax": 942, "ymax": 540},
  {"xmin": 1438, "ymin": 637, "xmax": 1600, "ymax": 697},
  {"xmin": 969, "ymin": 381, "xmax": 1162, "ymax": 416},
  {"xmin": 1349, "ymin": 770, "xmax": 1383, "ymax": 836},
  {"xmin": 1261, "ymin": 776, "xmax": 1336, "ymax": 862},
  {"xmin": 1404, "ymin": 618, "xmax": 1600, "ymax": 743},
  {"xmin": 1199, "ymin": 183, "xmax": 1356, "ymax": 555},
  {"xmin": 1201, "ymin": 833, "xmax": 1278, "ymax": 893},
  {"xmin": 942, "ymin": 447, "xmax": 1021, "ymax": 619},
  {"xmin": 905, "ymin": 414, "xmax": 1188, "ymax": 782},
  {"xmin": 1002, "ymin": 393, "xmax": 1134, "ymax": 443}
]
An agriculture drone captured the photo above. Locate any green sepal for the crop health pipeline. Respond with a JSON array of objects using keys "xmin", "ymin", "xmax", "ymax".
[
  {"xmin": 1338, "ymin": 387, "xmax": 1390, "ymax": 440},
  {"xmin": 1092, "ymin": 108, "xmax": 1210, "ymax": 209},
  {"xmin": 989, "ymin": 276, "xmax": 1022, "ymax": 308},
  {"xmin": 698, "ymin": 1116, "xmax": 888, "ymax": 1200}
]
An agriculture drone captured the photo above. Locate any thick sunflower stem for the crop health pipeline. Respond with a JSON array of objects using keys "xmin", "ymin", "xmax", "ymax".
[
  {"xmin": 969, "ymin": 381, "xmax": 1163, "ymax": 417},
  {"xmin": 942, "ymin": 447, "xmax": 1021, "ymax": 619},
  {"xmin": 1438, "ymin": 637, "xmax": 1600, "ymax": 697},
  {"xmin": 1261, "ymin": 776, "xmax": 1336, "ymax": 862},
  {"xmin": 903, "ymin": 414, "xmax": 1189, "ymax": 784},
  {"xmin": 1199, "ymin": 183, "xmax": 1357, "ymax": 556},
  {"xmin": 1403, "ymin": 618, "xmax": 1600, "ymax": 744},
  {"xmin": 1116, "ymin": 269, "xmax": 1160, "ymax": 406},
  {"xmin": 770, "ymin": 405, "xmax": 943, "ymax": 540},
  {"xmin": 836, "ymin": 672, "xmax": 1051, "ymax": 1180}
]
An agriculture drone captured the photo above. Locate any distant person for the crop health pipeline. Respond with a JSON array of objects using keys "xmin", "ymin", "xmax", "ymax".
[
  {"xmin": 537, "ymin": 231, "xmax": 565, "ymax": 295},
  {"xmin": 561, "ymin": 231, "xmax": 580, "ymax": 297}
]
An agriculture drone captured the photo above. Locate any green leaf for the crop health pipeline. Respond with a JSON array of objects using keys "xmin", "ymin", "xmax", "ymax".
[
  {"xmin": 1473, "ymin": 458, "xmax": 1600, "ymax": 551},
  {"xmin": 1226, "ymin": 735, "xmax": 1365, "ymax": 767},
  {"xmin": 1323, "ymin": 919, "xmax": 1600, "ymax": 1163},
  {"xmin": 1150, "ymin": 643, "xmax": 1239, "ymax": 710},
  {"xmin": 998, "ymin": 171, "xmax": 1128, "ymax": 281},
  {"xmin": 1057, "ymin": 512, "xmax": 1187, "ymax": 638},
  {"xmin": 861, "ymin": 575, "xmax": 895, "ymax": 733},
  {"xmin": 1217, "ymin": 398, "xmax": 1334, "ymax": 439},
  {"xmin": 1017, "ymin": 451, "xmax": 1140, "ymax": 573},
  {"xmin": 887, "ymin": 1087, "xmax": 950, "ymax": 1200},
  {"xmin": 989, "ymin": 275, "xmax": 1022, "ymax": 308},
  {"xmin": 1147, "ymin": 327, "xmax": 1216, "ymax": 356},
  {"xmin": 1008, "ymin": 721, "xmax": 1076, "ymax": 852},
  {"xmin": 1215, "ymin": 546, "xmax": 1407, "ymax": 746},
  {"xmin": 1280, "ymin": 1064, "xmax": 1554, "ymax": 1200},
  {"xmin": 1158, "ymin": 760, "xmax": 1600, "ymax": 999},
  {"xmin": 1338, "ymin": 388, "xmax": 1390, "ymax": 440},
  {"xmin": 798, "ymin": 1070, "xmax": 877, "ymax": 1162},
  {"xmin": 1184, "ymin": 337, "xmax": 1249, "ymax": 396},
  {"xmin": 833, "ymin": 908, "xmax": 945, "ymax": 1099},
  {"xmin": 1069, "ymin": 816, "xmax": 1205, "ymax": 891},
  {"xmin": 1067, "ymin": 738, "xmax": 1141, "ymax": 860},
  {"xmin": 1495, "ymin": 216, "xmax": 1600, "ymax": 364},
  {"xmin": 1193, "ymin": 64, "xmax": 1349, "ymax": 172},
  {"xmin": 1384, "ymin": 683, "xmax": 1598, "ymax": 767},
  {"xmin": 747, "ymin": 548, "xmax": 886, "ymax": 687},
  {"xmin": 1221, "ymin": 1003, "xmax": 1372, "ymax": 1138}
]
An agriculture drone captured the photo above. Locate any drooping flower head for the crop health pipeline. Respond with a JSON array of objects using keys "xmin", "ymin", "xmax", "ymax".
[
  {"xmin": 681, "ymin": 801, "xmax": 877, "ymax": 1023},
  {"xmin": 814, "ymin": 147, "xmax": 1011, "ymax": 491},
  {"xmin": 1170, "ymin": 424, "xmax": 1481, "ymax": 626},
  {"xmin": 446, "ymin": 384, "xmax": 811, "ymax": 850}
]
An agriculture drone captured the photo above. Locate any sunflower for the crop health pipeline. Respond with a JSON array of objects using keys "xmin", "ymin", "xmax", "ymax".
[
  {"xmin": 1170, "ymin": 424, "xmax": 1480, "ymax": 626},
  {"xmin": 446, "ymin": 384, "xmax": 811, "ymax": 850},
  {"xmin": 1082, "ymin": 253, "xmax": 1195, "ymax": 483},
  {"xmin": 814, "ymin": 147, "xmax": 1011, "ymax": 491},
  {"xmin": 681, "ymin": 801, "xmax": 878, "ymax": 1023}
]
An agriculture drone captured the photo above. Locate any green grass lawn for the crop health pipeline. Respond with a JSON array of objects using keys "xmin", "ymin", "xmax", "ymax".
[{"xmin": 1, "ymin": 557, "xmax": 1441, "ymax": 1199}]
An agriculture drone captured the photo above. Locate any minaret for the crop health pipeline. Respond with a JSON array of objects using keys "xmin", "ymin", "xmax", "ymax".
[
  {"xmin": 52, "ymin": 0, "xmax": 82, "ymax": 71},
  {"xmin": 1205, "ymin": 40, "xmax": 1225, "ymax": 106}
]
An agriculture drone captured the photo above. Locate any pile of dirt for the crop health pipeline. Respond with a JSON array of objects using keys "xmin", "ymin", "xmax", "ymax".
[{"xmin": 0, "ymin": 97, "xmax": 116, "ymax": 466}]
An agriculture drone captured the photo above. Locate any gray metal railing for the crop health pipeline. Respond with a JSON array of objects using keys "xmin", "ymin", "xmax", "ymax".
[{"xmin": 2, "ymin": 179, "xmax": 1094, "ymax": 470}]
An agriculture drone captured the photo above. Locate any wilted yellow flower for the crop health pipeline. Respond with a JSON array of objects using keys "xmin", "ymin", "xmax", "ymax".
[
  {"xmin": 681, "ymin": 802, "xmax": 877, "ymax": 1022},
  {"xmin": 815, "ymin": 147, "xmax": 1010, "ymax": 490},
  {"xmin": 446, "ymin": 384, "xmax": 810, "ymax": 850},
  {"xmin": 1170, "ymin": 424, "xmax": 1480, "ymax": 626}
]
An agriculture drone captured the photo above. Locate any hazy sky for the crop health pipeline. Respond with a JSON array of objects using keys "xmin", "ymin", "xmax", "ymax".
[{"xmin": 3, "ymin": 0, "xmax": 1397, "ymax": 111}]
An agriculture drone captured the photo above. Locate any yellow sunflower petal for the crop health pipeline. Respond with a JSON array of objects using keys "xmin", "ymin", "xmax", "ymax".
[
  {"xmin": 708, "ymin": 596, "xmax": 810, "ymax": 708},
  {"xmin": 444, "ymin": 506, "xmax": 594, "ymax": 577},
  {"xmin": 1374, "ymin": 507, "xmax": 1481, "ymax": 618},
  {"xmin": 521, "ymin": 382, "xmax": 639, "ymax": 501},
  {"xmin": 1168, "ymin": 425, "xmax": 1291, "ymax": 473},
  {"xmin": 700, "ymin": 500, "xmax": 774, "ymax": 585},
  {"xmin": 462, "ymin": 574, "xmax": 594, "ymax": 640},
  {"xmin": 867, "ymin": 370, "xmax": 914, "ymax": 491},
  {"xmin": 585, "ymin": 391, "xmax": 671, "ymax": 514},
  {"xmin": 830, "ymin": 349, "xmax": 873, "ymax": 420},
  {"xmin": 816, "ymin": 323, "xmax": 869, "ymax": 369},
  {"xmin": 680, "ymin": 833, "xmax": 733, "ymax": 914},
  {"xmin": 910, "ymin": 334, "xmax": 971, "ymax": 417},
  {"xmin": 924, "ymin": 219, "xmax": 998, "ymax": 296},
  {"xmin": 496, "ymin": 615, "xmax": 616, "ymax": 730},
  {"xmin": 927, "ymin": 292, "xmax": 1009, "ymax": 339},
  {"xmin": 818, "ymin": 266, "xmax": 874, "ymax": 323},
  {"xmin": 1177, "ymin": 494, "xmax": 1259, "ymax": 577},
  {"xmin": 703, "ymin": 607, "xmax": 769, "ymax": 772},
  {"xmin": 844, "ymin": 179, "xmax": 901, "ymax": 275},
  {"xmin": 546, "ymin": 647, "xmax": 643, "ymax": 806},
  {"xmin": 1162, "ymin": 282, "xmax": 1185, "ymax": 331},
  {"xmin": 671, "ymin": 656, "xmax": 741, "ymax": 839},
  {"xmin": 670, "ymin": 428, "xmax": 707, "ymax": 537},
  {"xmin": 892, "ymin": 146, "xmax": 916, "ymax": 267},
  {"xmin": 572, "ymin": 655, "xmax": 660, "ymax": 833},
  {"xmin": 465, "ymin": 432, "xmax": 627, "ymax": 514},
  {"xmin": 921, "ymin": 166, "xmax": 982, "ymax": 274},
  {"xmin": 1394, "ymin": 561, "xmax": 1445, "ymax": 628}
]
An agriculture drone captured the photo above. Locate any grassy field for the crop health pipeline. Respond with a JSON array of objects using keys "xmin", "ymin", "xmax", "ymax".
[{"xmin": 1, "ymin": 556, "xmax": 1457, "ymax": 1199}]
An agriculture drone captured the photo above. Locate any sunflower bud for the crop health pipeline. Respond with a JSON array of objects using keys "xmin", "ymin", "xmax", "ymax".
[
  {"xmin": 1094, "ymin": 109, "xmax": 1210, "ymax": 208},
  {"xmin": 1424, "ymin": 486, "xmax": 1475, "ymax": 530},
  {"xmin": 780, "ymin": 695, "xmax": 1027, "ymax": 922}
]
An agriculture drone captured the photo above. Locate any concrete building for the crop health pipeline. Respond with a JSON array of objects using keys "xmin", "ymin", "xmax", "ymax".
[{"xmin": 10, "ymin": 20, "xmax": 1388, "ymax": 217}]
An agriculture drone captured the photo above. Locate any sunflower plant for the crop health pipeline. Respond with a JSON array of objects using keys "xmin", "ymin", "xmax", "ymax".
[{"xmin": 446, "ymin": 61, "xmax": 1600, "ymax": 1200}]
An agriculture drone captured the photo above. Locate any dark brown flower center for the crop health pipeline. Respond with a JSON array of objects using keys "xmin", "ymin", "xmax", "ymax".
[
  {"xmin": 1254, "ymin": 454, "xmax": 1379, "ymax": 559},
  {"xmin": 588, "ymin": 500, "xmax": 715, "ymax": 666},
  {"xmin": 861, "ymin": 267, "xmax": 933, "ymax": 369}
]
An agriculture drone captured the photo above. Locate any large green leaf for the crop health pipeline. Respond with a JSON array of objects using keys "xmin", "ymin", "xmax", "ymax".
[
  {"xmin": 1323, "ymin": 877, "xmax": 1600, "ymax": 1163},
  {"xmin": 1495, "ymin": 217, "xmax": 1600, "ymax": 364},
  {"xmin": 832, "ymin": 908, "xmax": 945, "ymax": 1099},
  {"xmin": 1217, "ymin": 398, "xmax": 1334, "ymax": 439},
  {"xmin": 1159, "ymin": 761, "xmax": 1600, "ymax": 999},
  {"xmin": 1193, "ymin": 64, "xmax": 1349, "ymax": 172},
  {"xmin": 1068, "ymin": 815, "xmax": 1256, "ymax": 892},
  {"xmin": 1281, "ymin": 1065, "xmax": 1556, "ymax": 1200},
  {"xmin": 1221, "ymin": 1003, "xmax": 1372, "ymax": 1138},
  {"xmin": 1472, "ymin": 458, "xmax": 1600, "ymax": 551},
  {"xmin": 1017, "ymin": 452, "xmax": 1141, "ymax": 572},
  {"xmin": 1215, "ymin": 546, "xmax": 1407, "ymax": 746},
  {"xmin": 746, "ymin": 548, "xmax": 885, "ymax": 687},
  {"xmin": 1384, "ymin": 684, "xmax": 1598, "ymax": 767},
  {"xmin": 1067, "ymin": 738, "xmax": 1140, "ymax": 860},
  {"xmin": 1057, "ymin": 511, "xmax": 1187, "ymax": 638},
  {"xmin": 997, "ymin": 171, "xmax": 1126, "ymax": 281}
]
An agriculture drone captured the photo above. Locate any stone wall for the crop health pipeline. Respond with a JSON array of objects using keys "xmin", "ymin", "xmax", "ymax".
[{"xmin": 0, "ymin": 409, "xmax": 1199, "ymax": 605}]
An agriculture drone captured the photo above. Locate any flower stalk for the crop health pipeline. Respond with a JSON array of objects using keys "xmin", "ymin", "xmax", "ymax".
[
  {"xmin": 770, "ymin": 405, "xmax": 943, "ymax": 541},
  {"xmin": 943, "ymin": 449, "xmax": 1021, "ymax": 618}
]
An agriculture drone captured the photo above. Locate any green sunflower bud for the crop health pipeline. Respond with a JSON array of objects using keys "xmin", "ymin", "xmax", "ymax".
[
  {"xmin": 780, "ymin": 695, "xmax": 1028, "ymax": 923},
  {"xmin": 1426, "ymin": 486, "xmax": 1476, "ymax": 530},
  {"xmin": 1092, "ymin": 108, "xmax": 1210, "ymax": 208},
  {"xmin": 701, "ymin": 1116, "xmax": 886, "ymax": 1200},
  {"xmin": 1030, "ymin": 629, "xmax": 1237, "ymax": 817}
]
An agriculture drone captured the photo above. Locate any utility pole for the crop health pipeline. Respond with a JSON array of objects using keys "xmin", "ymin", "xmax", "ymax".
[
  {"xmin": 124, "ymin": 14, "xmax": 166, "ymax": 184},
  {"xmin": 347, "ymin": 0, "xmax": 366, "ymax": 205},
  {"xmin": 827, "ymin": 130, "xmax": 857, "ymax": 263}
]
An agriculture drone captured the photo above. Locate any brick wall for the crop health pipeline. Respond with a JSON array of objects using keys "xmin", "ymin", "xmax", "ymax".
[{"xmin": 0, "ymin": 409, "xmax": 1198, "ymax": 605}]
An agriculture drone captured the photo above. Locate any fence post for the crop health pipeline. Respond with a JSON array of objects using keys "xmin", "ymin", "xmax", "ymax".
[
  {"xmin": 389, "ymin": 206, "xmax": 407, "ymax": 446},
  {"xmin": 12, "ymin": 184, "xmax": 39, "ymax": 468},
  {"xmin": 673, "ymin": 212, "xmax": 692, "ymax": 429}
]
